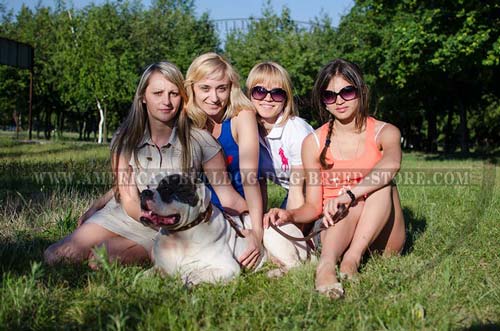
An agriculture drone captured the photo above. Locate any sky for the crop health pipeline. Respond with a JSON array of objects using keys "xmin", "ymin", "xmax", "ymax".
[{"xmin": 3, "ymin": 0, "xmax": 354, "ymax": 27}]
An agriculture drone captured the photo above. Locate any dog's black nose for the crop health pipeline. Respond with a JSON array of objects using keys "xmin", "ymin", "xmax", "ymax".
[{"xmin": 140, "ymin": 189, "xmax": 154, "ymax": 211}]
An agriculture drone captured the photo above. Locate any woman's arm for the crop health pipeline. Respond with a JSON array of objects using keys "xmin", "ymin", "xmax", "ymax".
[
  {"xmin": 202, "ymin": 151, "xmax": 248, "ymax": 215},
  {"xmin": 233, "ymin": 110, "xmax": 264, "ymax": 269},
  {"xmin": 348, "ymin": 123, "xmax": 401, "ymax": 200},
  {"xmin": 264, "ymin": 133, "xmax": 323, "ymax": 226},
  {"xmin": 114, "ymin": 153, "xmax": 142, "ymax": 221},
  {"xmin": 203, "ymin": 148, "xmax": 261, "ymax": 269},
  {"xmin": 284, "ymin": 118, "xmax": 313, "ymax": 210},
  {"xmin": 77, "ymin": 188, "xmax": 114, "ymax": 226},
  {"xmin": 234, "ymin": 110, "xmax": 264, "ymax": 235},
  {"xmin": 286, "ymin": 165, "xmax": 306, "ymax": 209}
]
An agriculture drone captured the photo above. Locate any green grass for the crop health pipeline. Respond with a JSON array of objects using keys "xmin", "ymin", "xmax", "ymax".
[{"xmin": 0, "ymin": 135, "xmax": 499, "ymax": 330}]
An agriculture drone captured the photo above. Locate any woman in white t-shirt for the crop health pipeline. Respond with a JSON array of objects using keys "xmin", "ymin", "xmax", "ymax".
[{"xmin": 246, "ymin": 62, "xmax": 314, "ymax": 232}]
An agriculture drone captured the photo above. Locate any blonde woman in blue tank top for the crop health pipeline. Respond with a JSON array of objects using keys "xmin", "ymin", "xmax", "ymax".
[{"xmin": 185, "ymin": 53, "xmax": 265, "ymax": 270}]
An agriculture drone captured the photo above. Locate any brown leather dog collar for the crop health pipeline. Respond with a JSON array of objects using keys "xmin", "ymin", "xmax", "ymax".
[{"xmin": 167, "ymin": 204, "xmax": 213, "ymax": 233}]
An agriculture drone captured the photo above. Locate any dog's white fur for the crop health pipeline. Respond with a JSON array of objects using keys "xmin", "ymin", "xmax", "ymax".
[{"xmin": 143, "ymin": 180, "xmax": 311, "ymax": 285}]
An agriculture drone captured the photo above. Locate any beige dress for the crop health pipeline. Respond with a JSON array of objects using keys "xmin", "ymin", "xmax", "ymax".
[{"xmin": 86, "ymin": 127, "xmax": 220, "ymax": 251}]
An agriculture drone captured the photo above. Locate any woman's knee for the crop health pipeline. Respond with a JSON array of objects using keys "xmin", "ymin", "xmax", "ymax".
[
  {"xmin": 44, "ymin": 243, "xmax": 59, "ymax": 264},
  {"xmin": 365, "ymin": 184, "xmax": 392, "ymax": 204},
  {"xmin": 44, "ymin": 240, "xmax": 90, "ymax": 265},
  {"xmin": 368, "ymin": 202, "xmax": 406, "ymax": 254}
]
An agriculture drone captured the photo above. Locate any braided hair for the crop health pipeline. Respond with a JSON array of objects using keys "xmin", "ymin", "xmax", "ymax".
[{"xmin": 319, "ymin": 116, "xmax": 334, "ymax": 169}]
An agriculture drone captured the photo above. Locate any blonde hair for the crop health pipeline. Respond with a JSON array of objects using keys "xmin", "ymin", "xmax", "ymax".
[
  {"xmin": 245, "ymin": 61, "xmax": 297, "ymax": 126},
  {"xmin": 185, "ymin": 52, "xmax": 255, "ymax": 129}
]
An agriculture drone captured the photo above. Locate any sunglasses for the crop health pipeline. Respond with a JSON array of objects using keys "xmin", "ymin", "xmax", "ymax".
[
  {"xmin": 321, "ymin": 85, "xmax": 358, "ymax": 104},
  {"xmin": 251, "ymin": 86, "xmax": 287, "ymax": 102}
]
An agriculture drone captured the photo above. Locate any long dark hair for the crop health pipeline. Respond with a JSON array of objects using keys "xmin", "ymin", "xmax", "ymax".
[{"xmin": 311, "ymin": 58, "xmax": 369, "ymax": 169}]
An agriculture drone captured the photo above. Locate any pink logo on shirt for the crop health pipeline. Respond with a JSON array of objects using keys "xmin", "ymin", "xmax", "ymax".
[{"xmin": 278, "ymin": 147, "xmax": 289, "ymax": 171}]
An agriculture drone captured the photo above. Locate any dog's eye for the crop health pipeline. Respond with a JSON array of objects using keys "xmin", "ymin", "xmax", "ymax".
[{"xmin": 158, "ymin": 179, "xmax": 168, "ymax": 189}]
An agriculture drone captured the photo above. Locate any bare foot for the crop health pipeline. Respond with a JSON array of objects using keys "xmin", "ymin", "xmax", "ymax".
[
  {"xmin": 339, "ymin": 253, "xmax": 360, "ymax": 280},
  {"xmin": 315, "ymin": 261, "xmax": 337, "ymax": 286},
  {"xmin": 315, "ymin": 261, "xmax": 344, "ymax": 299}
]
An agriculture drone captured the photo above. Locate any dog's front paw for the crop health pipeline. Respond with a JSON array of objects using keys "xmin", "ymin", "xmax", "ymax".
[
  {"xmin": 142, "ymin": 267, "xmax": 164, "ymax": 278},
  {"xmin": 266, "ymin": 268, "xmax": 287, "ymax": 278}
]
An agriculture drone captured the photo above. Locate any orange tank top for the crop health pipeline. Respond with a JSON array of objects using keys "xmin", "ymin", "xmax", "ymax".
[{"xmin": 318, "ymin": 117, "xmax": 383, "ymax": 205}]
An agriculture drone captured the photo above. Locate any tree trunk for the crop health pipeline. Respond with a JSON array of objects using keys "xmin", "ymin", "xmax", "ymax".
[
  {"xmin": 426, "ymin": 106, "xmax": 437, "ymax": 153},
  {"xmin": 78, "ymin": 114, "xmax": 83, "ymax": 140},
  {"xmin": 13, "ymin": 111, "xmax": 20, "ymax": 139},
  {"xmin": 35, "ymin": 114, "xmax": 41, "ymax": 139},
  {"xmin": 96, "ymin": 97, "xmax": 105, "ymax": 144},
  {"xmin": 103, "ymin": 104, "xmax": 108, "ymax": 144},
  {"xmin": 57, "ymin": 109, "xmax": 64, "ymax": 139},
  {"xmin": 458, "ymin": 101, "xmax": 469, "ymax": 154},
  {"xmin": 44, "ymin": 108, "xmax": 52, "ymax": 140},
  {"xmin": 444, "ymin": 106, "xmax": 455, "ymax": 153}
]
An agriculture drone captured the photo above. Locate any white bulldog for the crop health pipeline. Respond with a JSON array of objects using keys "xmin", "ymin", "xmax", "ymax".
[{"xmin": 139, "ymin": 174, "xmax": 311, "ymax": 285}]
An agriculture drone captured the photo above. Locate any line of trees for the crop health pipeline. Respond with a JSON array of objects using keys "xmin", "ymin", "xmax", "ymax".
[{"xmin": 1, "ymin": 0, "xmax": 499, "ymax": 153}]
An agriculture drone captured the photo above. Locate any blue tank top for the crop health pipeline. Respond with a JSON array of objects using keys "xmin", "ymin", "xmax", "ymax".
[{"xmin": 209, "ymin": 119, "xmax": 274, "ymax": 209}]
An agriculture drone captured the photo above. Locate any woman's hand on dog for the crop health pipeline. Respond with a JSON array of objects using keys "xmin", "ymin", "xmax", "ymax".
[
  {"xmin": 77, "ymin": 206, "xmax": 99, "ymax": 227},
  {"xmin": 263, "ymin": 208, "xmax": 293, "ymax": 228},
  {"xmin": 77, "ymin": 189, "xmax": 114, "ymax": 227},
  {"xmin": 238, "ymin": 229, "xmax": 263, "ymax": 270}
]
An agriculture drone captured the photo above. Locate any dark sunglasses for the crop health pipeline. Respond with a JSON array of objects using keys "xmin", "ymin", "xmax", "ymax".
[
  {"xmin": 321, "ymin": 85, "xmax": 358, "ymax": 104},
  {"xmin": 251, "ymin": 86, "xmax": 287, "ymax": 102}
]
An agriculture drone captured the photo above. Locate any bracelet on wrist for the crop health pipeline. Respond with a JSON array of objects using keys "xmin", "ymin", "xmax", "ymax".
[{"xmin": 346, "ymin": 190, "xmax": 356, "ymax": 203}]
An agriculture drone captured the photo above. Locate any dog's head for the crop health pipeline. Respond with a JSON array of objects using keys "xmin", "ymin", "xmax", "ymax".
[{"xmin": 139, "ymin": 174, "xmax": 211, "ymax": 231}]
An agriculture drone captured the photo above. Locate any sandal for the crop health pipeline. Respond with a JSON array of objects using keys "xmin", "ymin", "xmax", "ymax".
[{"xmin": 315, "ymin": 282, "xmax": 344, "ymax": 299}]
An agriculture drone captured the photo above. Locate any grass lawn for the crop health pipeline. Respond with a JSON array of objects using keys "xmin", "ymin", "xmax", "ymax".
[{"xmin": 0, "ymin": 134, "xmax": 499, "ymax": 330}]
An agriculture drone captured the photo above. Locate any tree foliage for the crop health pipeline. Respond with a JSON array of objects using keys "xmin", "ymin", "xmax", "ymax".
[
  {"xmin": 0, "ymin": 0, "xmax": 218, "ymax": 141},
  {"xmin": 224, "ymin": 3, "xmax": 337, "ymax": 123},
  {"xmin": 333, "ymin": 0, "xmax": 500, "ymax": 152},
  {"xmin": 0, "ymin": 0, "xmax": 499, "ymax": 153}
]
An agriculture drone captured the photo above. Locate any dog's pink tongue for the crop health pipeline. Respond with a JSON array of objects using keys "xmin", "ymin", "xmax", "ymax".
[
  {"xmin": 155, "ymin": 215, "xmax": 177, "ymax": 225},
  {"xmin": 141, "ymin": 211, "xmax": 176, "ymax": 226}
]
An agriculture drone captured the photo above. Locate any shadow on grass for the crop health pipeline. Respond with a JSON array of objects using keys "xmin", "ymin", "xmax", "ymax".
[
  {"xmin": 0, "ymin": 237, "xmax": 51, "ymax": 275},
  {"xmin": 0, "ymin": 234, "xmax": 94, "ymax": 286},
  {"xmin": 460, "ymin": 323, "xmax": 500, "ymax": 331},
  {"xmin": 402, "ymin": 206, "xmax": 427, "ymax": 255}
]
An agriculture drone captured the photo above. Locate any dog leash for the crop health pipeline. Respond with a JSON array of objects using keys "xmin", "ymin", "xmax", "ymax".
[
  {"xmin": 219, "ymin": 203, "xmax": 350, "ymax": 242},
  {"xmin": 269, "ymin": 203, "xmax": 350, "ymax": 242},
  {"xmin": 221, "ymin": 209, "xmax": 246, "ymax": 238}
]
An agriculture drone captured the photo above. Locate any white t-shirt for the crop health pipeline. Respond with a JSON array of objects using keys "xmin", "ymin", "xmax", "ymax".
[{"xmin": 263, "ymin": 114, "xmax": 314, "ymax": 190}]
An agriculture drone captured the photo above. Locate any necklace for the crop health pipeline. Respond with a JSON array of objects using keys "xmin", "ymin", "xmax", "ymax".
[{"xmin": 334, "ymin": 133, "xmax": 362, "ymax": 160}]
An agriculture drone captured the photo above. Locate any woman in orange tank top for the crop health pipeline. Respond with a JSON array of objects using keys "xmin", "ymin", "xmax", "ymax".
[{"xmin": 264, "ymin": 59, "xmax": 406, "ymax": 299}]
